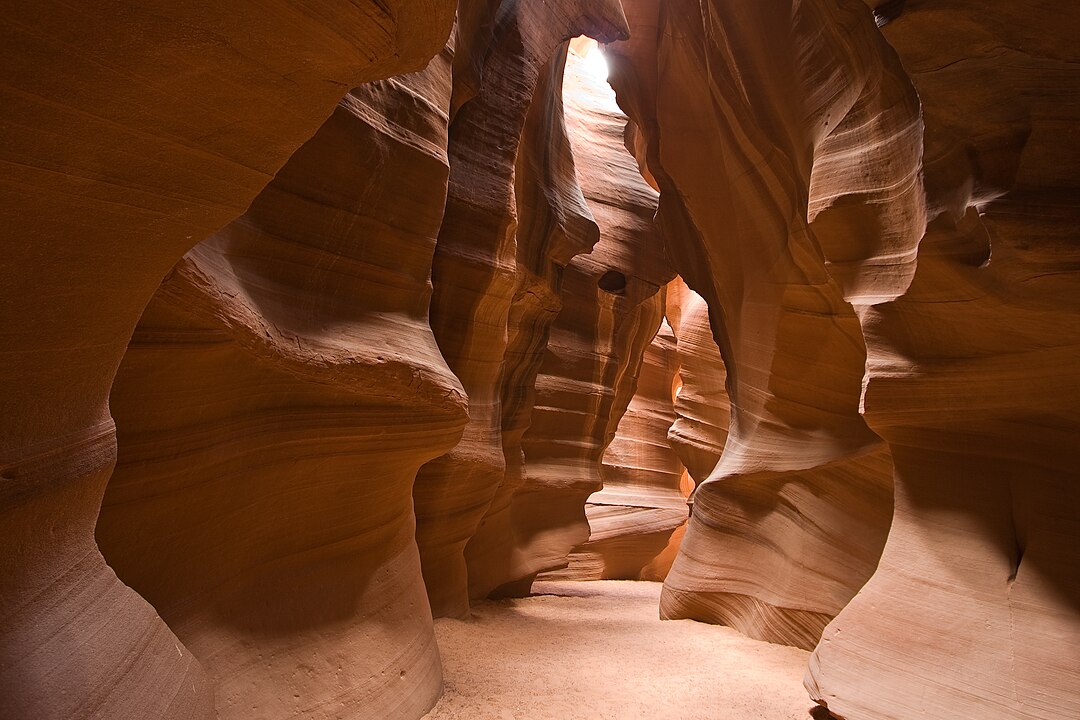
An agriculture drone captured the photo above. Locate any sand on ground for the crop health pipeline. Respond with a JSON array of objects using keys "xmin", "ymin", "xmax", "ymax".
[{"xmin": 423, "ymin": 580, "xmax": 816, "ymax": 720}]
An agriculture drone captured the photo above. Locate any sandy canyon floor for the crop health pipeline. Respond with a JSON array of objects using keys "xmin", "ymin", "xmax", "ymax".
[{"xmin": 424, "ymin": 580, "xmax": 814, "ymax": 720}]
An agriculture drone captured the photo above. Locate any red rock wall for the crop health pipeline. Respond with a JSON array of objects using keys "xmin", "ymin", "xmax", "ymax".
[
  {"xmin": 464, "ymin": 44, "xmax": 675, "ymax": 595},
  {"xmin": 607, "ymin": 0, "xmax": 897, "ymax": 650},
  {"xmin": 412, "ymin": 1, "xmax": 630, "ymax": 619},
  {"xmin": 805, "ymin": 3, "xmax": 1080, "ymax": 718},
  {"xmin": 547, "ymin": 316, "xmax": 688, "ymax": 581},
  {"xmin": 609, "ymin": 0, "xmax": 1080, "ymax": 715},
  {"xmin": 5, "ymin": 1, "xmax": 1079, "ymax": 718},
  {"xmin": 0, "ymin": 4, "xmax": 454, "ymax": 719},
  {"xmin": 97, "ymin": 49, "xmax": 464, "ymax": 720}
]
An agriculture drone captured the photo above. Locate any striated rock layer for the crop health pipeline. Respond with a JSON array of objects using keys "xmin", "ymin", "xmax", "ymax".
[
  {"xmin": 412, "ymin": 1, "xmax": 630, "ymax": 619},
  {"xmin": 0, "ymin": 4, "xmax": 454, "ymax": 719},
  {"xmin": 665, "ymin": 277, "xmax": 728, "ymax": 485},
  {"xmin": 97, "ymin": 48, "xmax": 466, "ymax": 720},
  {"xmin": 607, "ymin": 0, "xmax": 898, "ymax": 650},
  {"xmin": 464, "ymin": 44, "xmax": 675, "ymax": 596},
  {"xmin": 546, "ymin": 317, "xmax": 688, "ymax": 581},
  {"xmin": 806, "ymin": 3, "xmax": 1080, "ymax": 718},
  {"xmin": 609, "ymin": 0, "xmax": 1080, "ymax": 715}
]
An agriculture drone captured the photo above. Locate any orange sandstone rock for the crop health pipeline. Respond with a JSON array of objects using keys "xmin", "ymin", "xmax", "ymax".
[
  {"xmin": 807, "ymin": 3, "xmax": 1080, "ymax": 718},
  {"xmin": 0, "ymin": 4, "xmax": 453, "ymax": 719},
  {"xmin": 665, "ymin": 277, "xmax": 729, "ymax": 485},
  {"xmin": 607, "ymin": 0, "xmax": 897, "ymax": 650},
  {"xmin": 413, "ymin": 3, "xmax": 630, "ymax": 617},
  {"xmin": 98, "ymin": 47, "xmax": 466, "ymax": 720},
  {"xmin": 466, "ymin": 44, "xmax": 675, "ymax": 595},
  {"xmin": 547, "ymin": 317, "xmax": 688, "ymax": 581}
]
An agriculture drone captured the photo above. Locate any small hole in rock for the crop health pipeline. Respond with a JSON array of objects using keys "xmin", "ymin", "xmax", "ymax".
[{"xmin": 598, "ymin": 270, "xmax": 627, "ymax": 294}]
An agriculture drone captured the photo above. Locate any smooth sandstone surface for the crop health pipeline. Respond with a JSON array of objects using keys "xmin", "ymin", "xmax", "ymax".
[
  {"xmin": 0, "ymin": 4, "xmax": 454, "ymax": 719},
  {"xmin": 97, "ymin": 48, "xmax": 465, "ymax": 720},
  {"xmin": 3, "ymin": 1, "xmax": 1079, "ymax": 719},
  {"xmin": 607, "ymin": 0, "xmax": 1080, "ymax": 716},
  {"xmin": 665, "ymin": 278, "xmax": 728, "ymax": 485},
  {"xmin": 413, "ymin": 0, "xmax": 629, "ymax": 619},
  {"xmin": 606, "ymin": 0, "xmax": 897, "ymax": 650},
  {"xmin": 547, "ymin": 318, "xmax": 689, "ymax": 581},
  {"xmin": 465, "ymin": 44, "xmax": 675, "ymax": 596},
  {"xmin": 805, "ymin": 3, "xmax": 1080, "ymax": 718}
]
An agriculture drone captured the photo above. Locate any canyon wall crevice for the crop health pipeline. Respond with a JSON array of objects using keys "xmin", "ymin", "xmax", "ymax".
[{"xmin": 412, "ymin": 0, "xmax": 630, "ymax": 619}]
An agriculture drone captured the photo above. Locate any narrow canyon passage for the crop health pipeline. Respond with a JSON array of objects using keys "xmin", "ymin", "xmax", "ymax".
[
  {"xmin": 424, "ymin": 581, "xmax": 811, "ymax": 720},
  {"xmin": 2, "ymin": 2, "xmax": 1079, "ymax": 720}
]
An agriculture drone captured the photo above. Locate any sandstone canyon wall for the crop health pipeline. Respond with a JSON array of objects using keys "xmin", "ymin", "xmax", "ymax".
[
  {"xmin": 665, "ymin": 277, "xmax": 728, "ymax": 486},
  {"xmin": 3, "ymin": 1, "xmax": 1079, "ymax": 719},
  {"xmin": 606, "ymin": 0, "xmax": 1080, "ymax": 716},
  {"xmin": 546, "ymin": 316, "xmax": 688, "ymax": 581},
  {"xmin": 0, "ymin": 4, "xmax": 455, "ymax": 719},
  {"xmin": 97, "ymin": 48, "xmax": 466, "ymax": 720},
  {"xmin": 464, "ymin": 44, "xmax": 675, "ymax": 595},
  {"xmin": 411, "ymin": 1, "xmax": 630, "ymax": 619},
  {"xmin": 606, "ymin": 0, "xmax": 899, "ymax": 651},
  {"xmin": 804, "ymin": 3, "xmax": 1080, "ymax": 718}
]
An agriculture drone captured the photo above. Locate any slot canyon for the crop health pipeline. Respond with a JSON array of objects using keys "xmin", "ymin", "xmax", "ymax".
[{"xmin": 1, "ymin": 1, "xmax": 1078, "ymax": 719}]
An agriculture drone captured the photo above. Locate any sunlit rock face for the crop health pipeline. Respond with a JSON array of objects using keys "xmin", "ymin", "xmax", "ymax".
[
  {"xmin": 411, "ymin": 0, "xmax": 629, "ymax": 619},
  {"xmin": 98, "ymin": 48, "xmax": 467, "ymax": 720},
  {"xmin": 665, "ymin": 277, "xmax": 728, "ymax": 485},
  {"xmin": 611, "ymin": 0, "xmax": 1080, "ymax": 714},
  {"xmin": 0, "ymin": 4, "xmax": 454, "ymax": 719},
  {"xmin": 805, "ymin": 3, "xmax": 1080, "ymax": 718},
  {"xmin": 607, "ymin": 0, "xmax": 898, "ymax": 650},
  {"xmin": 545, "ymin": 316, "xmax": 689, "ymax": 581},
  {"xmin": 464, "ymin": 44, "xmax": 675, "ymax": 597}
]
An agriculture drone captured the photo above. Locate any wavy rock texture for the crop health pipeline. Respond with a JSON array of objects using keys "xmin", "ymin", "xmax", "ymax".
[
  {"xmin": 0, "ymin": 4, "xmax": 454, "ymax": 720},
  {"xmin": 96, "ymin": 49, "xmax": 466, "ymax": 720},
  {"xmin": 465, "ymin": 45, "xmax": 675, "ymax": 596},
  {"xmin": 412, "ymin": 1, "xmax": 630, "ymax": 619},
  {"xmin": 606, "ymin": 0, "xmax": 898, "ymax": 650},
  {"xmin": 665, "ymin": 277, "xmax": 728, "ymax": 484},
  {"xmin": 546, "ymin": 317, "xmax": 689, "ymax": 581},
  {"xmin": 806, "ymin": 3, "xmax": 1080, "ymax": 718}
]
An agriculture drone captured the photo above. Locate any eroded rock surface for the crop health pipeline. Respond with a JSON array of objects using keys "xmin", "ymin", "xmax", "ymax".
[
  {"xmin": 0, "ymin": 4, "xmax": 454, "ymax": 719},
  {"xmin": 412, "ymin": 1, "xmax": 629, "ymax": 619},
  {"xmin": 606, "ymin": 0, "xmax": 897, "ymax": 650},
  {"xmin": 4, "ymin": 2, "xmax": 1079, "ymax": 719},
  {"xmin": 609, "ymin": 0, "xmax": 1080, "ymax": 714},
  {"xmin": 547, "ymin": 317, "xmax": 689, "ymax": 581},
  {"xmin": 98, "ymin": 48, "xmax": 466, "ymax": 720},
  {"xmin": 465, "ymin": 44, "xmax": 675, "ymax": 595},
  {"xmin": 665, "ymin": 277, "xmax": 728, "ymax": 485},
  {"xmin": 805, "ymin": 4, "xmax": 1080, "ymax": 718}
]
